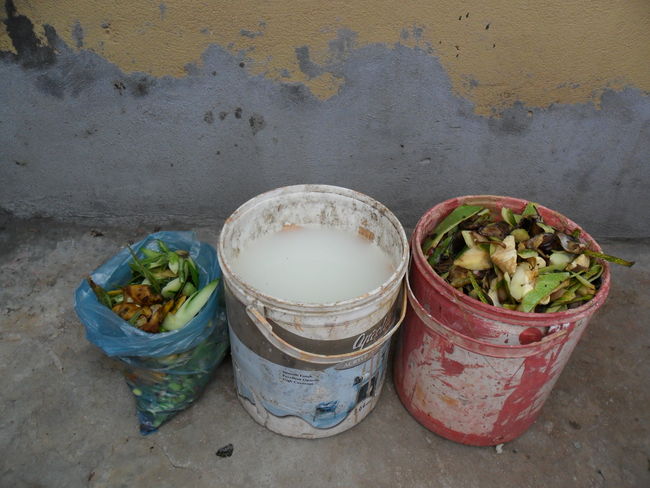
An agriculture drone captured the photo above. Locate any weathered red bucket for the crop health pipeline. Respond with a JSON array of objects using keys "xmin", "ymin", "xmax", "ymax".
[{"xmin": 394, "ymin": 195, "xmax": 611, "ymax": 446}]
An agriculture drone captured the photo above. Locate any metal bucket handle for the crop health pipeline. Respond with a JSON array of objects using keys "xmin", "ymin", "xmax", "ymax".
[
  {"xmin": 246, "ymin": 282, "xmax": 408, "ymax": 365},
  {"xmin": 406, "ymin": 275, "xmax": 575, "ymax": 359}
]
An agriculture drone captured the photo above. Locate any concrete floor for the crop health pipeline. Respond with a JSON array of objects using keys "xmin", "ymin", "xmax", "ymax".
[{"xmin": 1, "ymin": 217, "xmax": 648, "ymax": 488}]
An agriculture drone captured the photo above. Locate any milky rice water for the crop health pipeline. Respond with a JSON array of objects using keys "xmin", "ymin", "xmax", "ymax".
[
  {"xmin": 230, "ymin": 225, "xmax": 395, "ymax": 303},
  {"xmin": 218, "ymin": 185, "xmax": 409, "ymax": 438}
]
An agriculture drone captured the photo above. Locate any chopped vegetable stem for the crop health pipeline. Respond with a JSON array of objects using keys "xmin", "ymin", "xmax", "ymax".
[
  {"xmin": 584, "ymin": 249, "xmax": 635, "ymax": 267},
  {"xmin": 469, "ymin": 272, "xmax": 490, "ymax": 304}
]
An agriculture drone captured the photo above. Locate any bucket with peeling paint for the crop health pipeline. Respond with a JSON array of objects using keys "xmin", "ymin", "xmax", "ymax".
[
  {"xmin": 218, "ymin": 185, "xmax": 409, "ymax": 438},
  {"xmin": 393, "ymin": 195, "xmax": 610, "ymax": 445}
]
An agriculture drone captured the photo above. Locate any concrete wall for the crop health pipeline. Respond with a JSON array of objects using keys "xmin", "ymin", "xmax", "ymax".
[{"xmin": 1, "ymin": 0, "xmax": 649, "ymax": 237}]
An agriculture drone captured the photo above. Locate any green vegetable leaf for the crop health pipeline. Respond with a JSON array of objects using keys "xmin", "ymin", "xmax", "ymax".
[
  {"xmin": 187, "ymin": 257, "xmax": 200, "ymax": 288},
  {"xmin": 545, "ymin": 304, "xmax": 567, "ymax": 313},
  {"xmin": 501, "ymin": 207, "xmax": 518, "ymax": 226},
  {"xmin": 427, "ymin": 227, "xmax": 456, "ymax": 267},
  {"xmin": 423, "ymin": 205, "xmax": 485, "ymax": 253},
  {"xmin": 519, "ymin": 272, "xmax": 570, "ymax": 312},
  {"xmin": 127, "ymin": 246, "xmax": 162, "ymax": 293},
  {"xmin": 570, "ymin": 271, "xmax": 596, "ymax": 290},
  {"xmin": 584, "ymin": 263, "xmax": 604, "ymax": 282},
  {"xmin": 521, "ymin": 202, "xmax": 539, "ymax": 217},
  {"xmin": 517, "ymin": 249, "xmax": 539, "ymax": 260},
  {"xmin": 168, "ymin": 252, "xmax": 180, "ymax": 274},
  {"xmin": 157, "ymin": 240, "xmax": 170, "ymax": 253},
  {"xmin": 87, "ymin": 277, "xmax": 113, "ymax": 308},
  {"xmin": 141, "ymin": 248, "xmax": 162, "ymax": 259}
]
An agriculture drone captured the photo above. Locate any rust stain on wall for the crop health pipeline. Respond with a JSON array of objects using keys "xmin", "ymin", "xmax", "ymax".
[{"xmin": 2, "ymin": 0, "xmax": 649, "ymax": 115}]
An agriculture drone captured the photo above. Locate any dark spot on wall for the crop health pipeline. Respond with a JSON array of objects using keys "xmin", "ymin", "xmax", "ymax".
[
  {"xmin": 3, "ymin": 0, "xmax": 56, "ymax": 68},
  {"xmin": 35, "ymin": 74, "xmax": 64, "ymax": 98},
  {"xmin": 129, "ymin": 76, "xmax": 154, "ymax": 97},
  {"xmin": 112, "ymin": 76, "xmax": 154, "ymax": 97},
  {"xmin": 83, "ymin": 127, "xmax": 97, "ymax": 137},
  {"xmin": 280, "ymin": 83, "xmax": 313, "ymax": 105},
  {"xmin": 485, "ymin": 23, "xmax": 490, "ymax": 30},
  {"xmin": 600, "ymin": 89, "xmax": 635, "ymax": 123},
  {"xmin": 328, "ymin": 29, "xmax": 358, "ymax": 61},
  {"xmin": 458, "ymin": 16, "xmax": 462, "ymax": 21},
  {"xmin": 184, "ymin": 62, "xmax": 200, "ymax": 75},
  {"xmin": 239, "ymin": 62, "xmax": 245, "ymax": 68},
  {"xmin": 295, "ymin": 46, "xmax": 323, "ymax": 78},
  {"xmin": 113, "ymin": 81, "xmax": 126, "ymax": 94},
  {"xmin": 234, "ymin": 107, "xmax": 242, "ymax": 119},
  {"xmin": 212, "ymin": 71, "xmax": 217, "ymax": 76},
  {"xmin": 248, "ymin": 113, "xmax": 266, "ymax": 135},
  {"xmin": 14, "ymin": 160, "xmax": 27, "ymax": 166},
  {"xmin": 400, "ymin": 29, "xmax": 409, "ymax": 40},
  {"xmin": 469, "ymin": 79, "xmax": 479, "ymax": 88},
  {"xmin": 488, "ymin": 102, "xmax": 533, "ymax": 135},
  {"xmin": 204, "ymin": 110, "xmax": 214, "ymax": 124},
  {"xmin": 240, "ymin": 29, "xmax": 262, "ymax": 38},
  {"xmin": 100, "ymin": 21, "xmax": 110, "ymax": 31},
  {"xmin": 216, "ymin": 151, "xmax": 220, "ymax": 155},
  {"xmin": 219, "ymin": 111, "xmax": 228, "ymax": 120},
  {"xmin": 466, "ymin": 12, "xmax": 469, "ymax": 18},
  {"xmin": 72, "ymin": 21, "xmax": 83, "ymax": 48},
  {"xmin": 134, "ymin": 81, "xmax": 149, "ymax": 96}
]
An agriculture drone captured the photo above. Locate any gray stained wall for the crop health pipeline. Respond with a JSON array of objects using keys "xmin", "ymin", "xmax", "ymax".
[{"xmin": 1, "ymin": 13, "xmax": 649, "ymax": 238}]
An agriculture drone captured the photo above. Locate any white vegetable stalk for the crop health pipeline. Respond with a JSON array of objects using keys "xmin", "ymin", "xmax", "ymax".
[{"xmin": 162, "ymin": 279, "xmax": 219, "ymax": 331}]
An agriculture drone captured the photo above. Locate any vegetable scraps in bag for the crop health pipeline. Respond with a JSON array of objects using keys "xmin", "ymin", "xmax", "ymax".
[
  {"xmin": 88, "ymin": 239, "xmax": 219, "ymax": 332},
  {"xmin": 422, "ymin": 202, "xmax": 634, "ymax": 313},
  {"xmin": 81, "ymin": 236, "xmax": 227, "ymax": 434}
]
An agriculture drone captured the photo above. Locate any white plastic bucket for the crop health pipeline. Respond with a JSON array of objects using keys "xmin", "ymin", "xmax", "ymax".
[{"xmin": 218, "ymin": 185, "xmax": 409, "ymax": 438}]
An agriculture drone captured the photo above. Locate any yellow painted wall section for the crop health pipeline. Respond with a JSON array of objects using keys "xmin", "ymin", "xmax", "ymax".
[{"xmin": 3, "ymin": 1, "xmax": 650, "ymax": 115}]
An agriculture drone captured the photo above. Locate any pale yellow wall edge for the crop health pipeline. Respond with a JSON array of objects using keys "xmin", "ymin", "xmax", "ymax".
[{"xmin": 3, "ymin": 1, "xmax": 649, "ymax": 115}]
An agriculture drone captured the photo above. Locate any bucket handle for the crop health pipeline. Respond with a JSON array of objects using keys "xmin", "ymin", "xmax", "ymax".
[
  {"xmin": 245, "ymin": 282, "xmax": 408, "ymax": 365},
  {"xmin": 405, "ymin": 275, "xmax": 576, "ymax": 359}
]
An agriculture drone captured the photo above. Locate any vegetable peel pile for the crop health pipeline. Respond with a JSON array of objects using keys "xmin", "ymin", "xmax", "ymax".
[
  {"xmin": 88, "ymin": 239, "xmax": 218, "ymax": 332},
  {"xmin": 422, "ymin": 202, "xmax": 634, "ymax": 313}
]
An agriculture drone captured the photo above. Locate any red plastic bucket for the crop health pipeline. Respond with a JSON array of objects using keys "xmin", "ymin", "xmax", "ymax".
[{"xmin": 394, "ymin": 195, "xmax": 611, "ymax": 445}]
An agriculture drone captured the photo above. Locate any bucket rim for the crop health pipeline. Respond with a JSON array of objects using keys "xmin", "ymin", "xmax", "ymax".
[
  {"xmin": 405, "ymin": 274, "xmax": 577, "ymax": 358},
  {"xmin": 412, "ymin": 194, "xmax": 611, "ymax": 325},
  {"xmin": 218, "ymin": 184, "xmax": 410, "ymax": 313}
]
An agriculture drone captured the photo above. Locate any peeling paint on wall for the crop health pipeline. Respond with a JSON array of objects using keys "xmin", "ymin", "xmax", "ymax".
[{"xmin": 2, "ymin": 0, "xmax": 649, "ymax": 115}]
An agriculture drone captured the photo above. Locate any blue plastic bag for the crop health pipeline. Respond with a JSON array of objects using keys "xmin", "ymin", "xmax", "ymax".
[{"xmin": 74, "ymin": 231, "xmax": 229, "ymax": 434}]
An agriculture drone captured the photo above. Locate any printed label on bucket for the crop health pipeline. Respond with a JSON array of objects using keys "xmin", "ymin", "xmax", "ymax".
[{"xmin": 230, "ymin": 328, "xmax": 390, "ymax": 429}]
